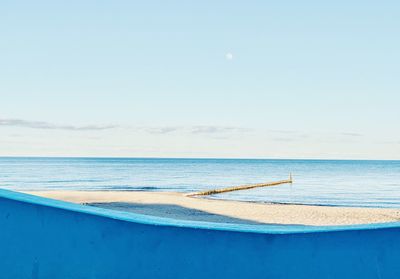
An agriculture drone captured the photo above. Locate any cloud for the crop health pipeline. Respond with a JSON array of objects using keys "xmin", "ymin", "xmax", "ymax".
[
  {"xmin": 139, "ymin": 125, "xmax": 248, "ymax": 135},
  {"xmin": 376, "ymin": 140, "xmax": 400, "ymax": 145},
  {"xmin": 0, "ymin": 118, "xmax": 117, "ymax": 131},
  {"xmin": 225, "ymin": 52, "xmax": 233, "ymax": 60},
  {"xmin": 142, "ymin": 127, "xmax": 181, "ymax": 134},
  {"xmin": 267, "ymin": 130, "xmax": 365, "ymax": 143},
  {"xmin": 190, "ymin": 126, "xmax": 247, "ymax": 134},
  {"xmin": 341, "ymin": 132, "xmax": 363, "ymax": 137},
  {"xmin": 267, "ymin": 130, "xmax": 310, "ymax": 141}
]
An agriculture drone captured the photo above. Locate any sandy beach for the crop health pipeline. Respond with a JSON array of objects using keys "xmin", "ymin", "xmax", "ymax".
[{"xmin": 25, "ymin": 190, "xmax": 400, "ymax": 226}]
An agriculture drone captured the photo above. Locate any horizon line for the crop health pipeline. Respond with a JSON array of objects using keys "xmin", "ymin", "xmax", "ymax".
[{"xmin": 0, "ymin": 155, "xmax": 399, "ymax": 162}]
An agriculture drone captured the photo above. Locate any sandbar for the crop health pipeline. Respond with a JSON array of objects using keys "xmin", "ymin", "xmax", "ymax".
[{"xmin": 24, "ymin": 190, "xmax": 400, "ymax": 226}]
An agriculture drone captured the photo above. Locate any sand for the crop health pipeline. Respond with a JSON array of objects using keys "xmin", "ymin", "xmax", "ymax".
[{"xmin": 24, "ymin": 190, "xmax": 400, "ymax": 226}]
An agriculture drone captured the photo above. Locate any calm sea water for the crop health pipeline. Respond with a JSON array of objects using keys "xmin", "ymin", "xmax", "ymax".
[{"xmin": 1, "ymin": 157, "xmax": 400, "ymax": 208}]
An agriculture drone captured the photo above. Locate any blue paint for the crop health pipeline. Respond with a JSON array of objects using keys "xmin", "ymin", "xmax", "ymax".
[{"xmin": 1, "ymin": 189, "xmax": 400, "ymax": 279}]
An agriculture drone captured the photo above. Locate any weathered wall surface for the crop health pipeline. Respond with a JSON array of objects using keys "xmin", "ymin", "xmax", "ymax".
[{"xmin": 1, "ymin": 189, "xmax": 400, "ymax": 279}]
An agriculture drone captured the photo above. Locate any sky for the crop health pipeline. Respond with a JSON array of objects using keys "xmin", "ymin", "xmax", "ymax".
[{"xmin": 1, "ymin": 0, "xmax": 399, "ymax": 159}]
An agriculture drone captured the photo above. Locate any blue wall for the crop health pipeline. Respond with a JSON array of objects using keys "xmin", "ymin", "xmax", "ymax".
[{"xmin": 1, "ymin": 189, "xmax": 400, "ymax": 279}]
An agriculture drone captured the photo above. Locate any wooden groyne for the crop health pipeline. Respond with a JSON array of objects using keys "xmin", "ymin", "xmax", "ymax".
[{"xmin": 187, "ymin": 174, "xmax": 293, "ymax": 197}]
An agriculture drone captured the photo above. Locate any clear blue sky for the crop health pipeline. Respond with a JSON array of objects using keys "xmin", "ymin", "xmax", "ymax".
[{"xmin": 1, "ymin": 1, "xmax": 399, "ymax": 159}]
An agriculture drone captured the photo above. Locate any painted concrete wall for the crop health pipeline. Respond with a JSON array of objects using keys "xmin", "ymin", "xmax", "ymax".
[{"xmin": 1, "ymin": 189, "xmax": 400, "ymax": 279}]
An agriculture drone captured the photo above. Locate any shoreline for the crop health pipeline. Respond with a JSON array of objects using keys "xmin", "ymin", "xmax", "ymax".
[
  {"xmin": 25, "ymin": 188, "xmax": 398, "ymax": 209},
  {"xmin": 23, "ymin": 190, "xmax": 400, "ymax": 226}
]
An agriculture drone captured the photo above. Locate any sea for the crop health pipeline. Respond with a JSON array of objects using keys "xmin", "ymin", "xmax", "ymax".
[{"xmin": 1, "ymin": 157, "xmax": 399, "ymax": 208}]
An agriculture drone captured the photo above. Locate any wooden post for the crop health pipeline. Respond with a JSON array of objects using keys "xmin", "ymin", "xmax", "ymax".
[{"xmin": 187, "ymin": 174, "xmax": 293, "ymax": 197}]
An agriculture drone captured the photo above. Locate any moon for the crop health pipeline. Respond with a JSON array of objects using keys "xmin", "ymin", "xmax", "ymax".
[{"xmin": 225, "ymin": 52, "xmax": 233, "ymax": 60}]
